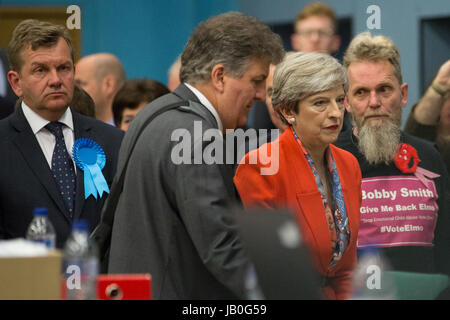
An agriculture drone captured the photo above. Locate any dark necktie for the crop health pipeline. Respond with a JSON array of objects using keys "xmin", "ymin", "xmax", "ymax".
[{"xmin": 45, "ymin": 122, "xmax": 76, "ymax": 218}]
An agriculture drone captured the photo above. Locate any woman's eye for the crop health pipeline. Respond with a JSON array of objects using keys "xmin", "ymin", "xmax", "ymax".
[{"xmin": 314, "ymin": 100, "xmax": 326, "ymax": 106}]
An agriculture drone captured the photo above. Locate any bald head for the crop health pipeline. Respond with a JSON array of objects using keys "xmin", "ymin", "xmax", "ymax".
[
  {"xmin": 78, "ymin": 53, "xmax": 125, "ymax": 84},
  {"xmin": 168, "ymin": 56, "xmax": 181, "ymax": 91},
  {"xmin": 75, "ymin": 53, "xmax": 126, "ymax": 124}
]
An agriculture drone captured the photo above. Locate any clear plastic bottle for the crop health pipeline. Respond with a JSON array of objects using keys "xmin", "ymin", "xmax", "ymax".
[
  {"xmin": 62, "ymin": 220, "xmax": 99, "ymax": 300},
  {"xmin": 25, "ymin": 207, "xmax": 56, "ymax": 249}
]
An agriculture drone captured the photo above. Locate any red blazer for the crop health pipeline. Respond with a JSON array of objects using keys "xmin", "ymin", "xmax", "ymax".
[{"xmin": 234, "ymin": 128, "xmax": 362, "ymax": 300}]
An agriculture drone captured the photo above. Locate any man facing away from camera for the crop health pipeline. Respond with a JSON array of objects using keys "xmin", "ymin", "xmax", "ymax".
[{"xmin": 100, "ymin": 12, "xmax": 285, "ymax": 299}]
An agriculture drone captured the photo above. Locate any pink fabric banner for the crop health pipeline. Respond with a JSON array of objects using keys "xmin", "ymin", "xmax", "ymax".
[{"xmin": 357, "ymin": 175, "xmax": 438, "ymax": 248}]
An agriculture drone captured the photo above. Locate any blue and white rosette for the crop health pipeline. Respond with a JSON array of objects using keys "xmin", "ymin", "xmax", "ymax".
[{"xmin": 73, "ymin": 138, "xmax": 110, "ymax": 200}]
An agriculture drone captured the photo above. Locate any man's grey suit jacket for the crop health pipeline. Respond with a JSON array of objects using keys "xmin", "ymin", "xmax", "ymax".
[{"xmin": 108, "ymin": 84, "xmax": 250, "ymax": 299}]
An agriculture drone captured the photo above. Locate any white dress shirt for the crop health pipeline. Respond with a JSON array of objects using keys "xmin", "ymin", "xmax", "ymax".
[
  {"xmin": 21, "ymin": 102, "xmax": 76, "ymax": 171},
  {"xmin": 184, "ymin": 82, "xmax": 223, "ymax": 134}
]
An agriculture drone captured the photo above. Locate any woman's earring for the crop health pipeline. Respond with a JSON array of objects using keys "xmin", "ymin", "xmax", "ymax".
[{"xmin": 289, "ymin": 117, "xmax": 296, "ymax": 125}]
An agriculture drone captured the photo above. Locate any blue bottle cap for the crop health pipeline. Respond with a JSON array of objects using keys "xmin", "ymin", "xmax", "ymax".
[
  {"xmin": 33, "ymin": 207, "xmax": 48, "ymax": 216},
  {"xmin": 73, "ymin": 220, "xmax": 89, "ymax": 231}
]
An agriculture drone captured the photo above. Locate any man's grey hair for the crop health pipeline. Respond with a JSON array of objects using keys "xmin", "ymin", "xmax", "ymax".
[
  {"xmin": 180, "ymin": 12, "xmax": 285, "ymax": 84},
  {"xmin": 271, "ymin": 51, "xmax": 348, "ymax": 122}
]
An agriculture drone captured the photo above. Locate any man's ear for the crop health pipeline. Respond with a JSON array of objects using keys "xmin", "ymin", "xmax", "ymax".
[
  {"xmin": 102, "ymin": 74, "xmax": 117, "ymax": 97},
  {"xmin": 290, "ymin": 33, "xmax": 300, "ymax": 52},
  {"xmin": 211, "ymin": 64, "xmax": 226, "ymax": 93},
  {"xmin": 344, "ymin": 95, "xmax": 352, "ymax": 113},
  {"xmin": 7, "ymin": 70, "xmax": 23, "ymax": 97},
  {"xmin": 330, "ymin": 35, "xmax": 341, "ymax": 54},
  {"xmin": 400, "ymin": 83, "xmax": 408, "ymax": 108}
]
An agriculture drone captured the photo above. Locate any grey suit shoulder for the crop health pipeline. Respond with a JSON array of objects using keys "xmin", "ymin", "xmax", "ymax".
[{"xmin": 108, "ymin": 84, "xmax": 249, "ymax": 299}]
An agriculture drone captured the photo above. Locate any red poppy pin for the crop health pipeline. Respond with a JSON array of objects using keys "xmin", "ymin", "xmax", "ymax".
[{"xmin": 394, "ymin": 143, "xmax": 421, "ymax": 173}]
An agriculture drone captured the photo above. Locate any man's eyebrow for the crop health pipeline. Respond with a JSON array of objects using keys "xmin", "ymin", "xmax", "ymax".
[
  {"xmin": 30, "ymin": 62, "xmax": 46, "ymax": 67},
  {"xmin": 254, "ymin": 74, "xmax": 267, "ymax": 80},
  {"xmin": 376, "ymin": 81, "xmax": 394, "ymax": 87},
  {"xmin": 350, "ymin": 85, "xmax": 366, "ymax": 91},
  {"xmin": 30, "ymin": 60, "xmax": 72, "ymax": 66}
]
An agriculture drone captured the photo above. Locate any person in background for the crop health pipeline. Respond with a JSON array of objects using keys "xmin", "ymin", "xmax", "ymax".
[
  {"xmin": 167, "ymin": 56, "xmax": 181, "ymax": 92},
  {"xmin": 71, "ymin": 85, "xmax": 96, "ymax": 118},
  {"xmin": 249, "ymin": 2, "xmax": 347, "ymax": 132},
  {"xmin": 335, "ymin": 31, "xmax": 450, "ymax": 275},
  {"xmin": 112, "ymin": 78, "xmax": 170, "ymax": 131},
  {"xmin": 75, "ymin": 53, "xmax": 126, "ymax": 125},
  {"xmin": 234, "ymin": 52, "xmax": 362, "ymax": 300},
  {"xmin": 104, "ymin": 12, "xmax": 284, "ymax": 299},
  {"xmin": 0, "ymin": 19, "xmax": 123, "ymax": 248},
  {"xmin": 0, "ymin": 48, "xmax": 16, "ymax": 119},
  {"xmin": 266, "ymin": 63, "xmax": 288, "ymax": 134},
  {"xmin": 404, "ymin": 59, "xmax": 450, "ymax": 174},
  {"xmin": 0, "ymin": 48, "xmax": 17, "ymax": 101},
  {"xmin": 290, "ymin": 1, "xmax": 341, "ymax": 55}
]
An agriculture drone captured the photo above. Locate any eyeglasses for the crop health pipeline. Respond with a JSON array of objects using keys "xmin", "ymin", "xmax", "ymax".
[{"xmin": 297, "ymin": 29, "xmax": 334, "ymax": 39}]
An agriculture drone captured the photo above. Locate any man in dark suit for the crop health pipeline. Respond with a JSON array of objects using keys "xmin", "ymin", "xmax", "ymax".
[
  {"xmin": 0, "ymin": 19, "xmax": 123, "ymax": 248},
  {"xmin": 0, "ymin": 49, "xmax": 16, "ymax": 119},
  {"xmin": 0, "ymin": 48, "xmax": 16, "ymax": 102},
  {"xmin": 0, "ymin": 95, "xmax": 14, "ymax": 120},
  {"xmin": 105, "ymin": 12, "xmax": 284, "ymax": 299}
]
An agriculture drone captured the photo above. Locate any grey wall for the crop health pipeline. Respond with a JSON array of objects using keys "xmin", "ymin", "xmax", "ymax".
[{"xmin": 239, "ymin": 0, "xmax": 450, "ymax": 127}]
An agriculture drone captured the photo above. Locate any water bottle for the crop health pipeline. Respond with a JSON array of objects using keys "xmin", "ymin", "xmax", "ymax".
[
  {"xmin": 25, "ymin": 207, "xmax": 56, "ymax": 249},
  {"xmin": 63, "ymin": 220, "xmax": 99, "ymax": 300}
]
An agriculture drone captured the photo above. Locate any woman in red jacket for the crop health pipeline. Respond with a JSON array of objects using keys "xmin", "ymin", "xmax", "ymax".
[{"xmin": 234, "ymin": 52, "xmax": 362, "ymax": 300}]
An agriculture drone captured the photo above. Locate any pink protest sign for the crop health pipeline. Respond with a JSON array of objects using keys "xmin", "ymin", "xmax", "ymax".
[{"xmin": 357, "ymin": 175, "xmax": 438, "ymax": 248}]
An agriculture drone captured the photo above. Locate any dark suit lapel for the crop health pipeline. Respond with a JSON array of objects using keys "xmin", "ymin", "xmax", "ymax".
[
  {"xmin": 72, "ymin": 111, "xmax": 93, "ymax": 221},
  {"xmin": 10, "ymin": 108, "xmax": 70, "ymax": 222}
]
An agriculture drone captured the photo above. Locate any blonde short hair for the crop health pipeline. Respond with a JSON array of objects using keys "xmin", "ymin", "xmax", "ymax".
[
  {"xmin": 295, "ymin": 2, "xmax": 338, "ymax": 33},
  {"xmin": 343, "ymin": 31, "xmax": 402, "ymax": 83}
]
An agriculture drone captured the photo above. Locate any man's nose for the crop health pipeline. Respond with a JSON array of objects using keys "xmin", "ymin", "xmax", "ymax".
[
  {"xmin": 254, "ymin": 84, "xmax": 266, "ymax": 101},
  {"xmin": 310, "ymin": 31, "xmax": 321, "ymax": 42},
  {"xmin": 48, "ymin": 69, "xmax": 62, "ymax": 86},
  {"xmin": 368, "ymin": 91, "xmax": 381, "ymax": 108}
]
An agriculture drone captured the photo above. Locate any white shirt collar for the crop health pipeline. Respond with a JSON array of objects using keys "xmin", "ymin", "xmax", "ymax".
[
  {"xmin": 21, "ymin": 101, "xmax": 74, "ymax": 134},
  {"xmin": 184, "ymin": 82, "xmax": 223, "ymax": 133}
]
